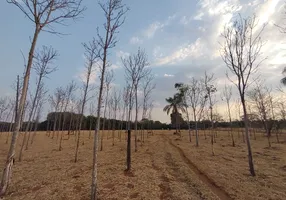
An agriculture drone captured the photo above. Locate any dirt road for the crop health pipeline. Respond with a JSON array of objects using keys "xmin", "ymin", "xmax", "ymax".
[{"xmin": 145, "ymin": 133, "xmax": 232, "ymax": 200}]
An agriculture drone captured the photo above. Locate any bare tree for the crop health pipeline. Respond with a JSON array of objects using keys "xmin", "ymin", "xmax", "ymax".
[
  {"xmin": 141, "ymin": 74, "xmax": 155, "ymax": 142},
  {"xmin": 248, "ymin": 83, "xmax": 275, "ymax": 147},
  {"xmin": 0, "ymin": 98, "xmax": 9, "ymax": 123},
  {"xmin": 111, "ymin": 89, "xmax": 120, "ymax": 146},
  {"xmin": 147, "ymin": 102, "xmax": 154, "ymax": 135},
  {"xmin": 125, "ymin": 83, "xmax": 133, "ymax": 170},
  {"xmin": 59, "ymin": 81, "xmax": 77, "ymax": 150},
  {"xmin": 222, "ymin": 84, "xmax": 235, "ymax": 146},
  {"xmin": 0, "ymin": 100, "xmax": 13, "ymax": 136},
  {"xmin": 204, "ymin": 72, "xmax": 217, "ymax": 155},
  {"xmin": 88, "ymin": 101, "xmax": 96, "ymax": 139},
  {"xmin": 187, "ymin": 78, "xmax": 207, "ymax": 146},
  {"xmin": 123, "ymin": 48, "xmax": 150, "ymax": 152},
  {"xmin": 19, "ymin": 46, "xmax": 57, "ymax": 161},
  {"xmin": 107, "ymin": 97, "xmax": 112, "ymax": 140},
  {"xmin": 75, "ymin": 39, "xmax": 99, "ymax": 163},
  {"xmin": 100, "ymin": 70, "xmax": 114, "ymax": 151},
  {"xmin": 26, "ymin": 83, "xmax": 48, "ymax": 149},
  {"xmin": 221, "ymin": 14, "xmax": 266, "ymax": 176},
  {"xmin": 119, "ymin": 87, "xmax": 129, "ymax": 140},
  {"xmin": 6, "ymin": 76, "xmax": 20, "ymax": 144},
  {"xmin": 30, "ymin": 86, "xmax": 48, "ymax": 145},
  {"xmin": 49, "ymin": 87, "xmax": 65, "ymax": 139},
  {"xmin": 5, "ymin": 103, "xmax": 16, "ymax": 144},
  {"xmin": 0, "ymin": 1, "xmax": 85, "ymax": 195},
  {"xmin": 91, "ymin": 0, "xmax": 128, "ymax": 199}
]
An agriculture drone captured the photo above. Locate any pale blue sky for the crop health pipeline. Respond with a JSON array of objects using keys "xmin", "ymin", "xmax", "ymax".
[{"xmin": 0, "ymin": 0, "xmax": 285, "ymax": 122}]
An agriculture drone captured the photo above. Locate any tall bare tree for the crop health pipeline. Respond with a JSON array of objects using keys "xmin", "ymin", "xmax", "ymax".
[
  {"xmin": 49, "ymin": 87, "xmax": 65, "ymax": 139},
  {"xmin": 204, "ymin": 72, "xmax": 217, "ymax": 155},
  {"xmin": 30, "ymin": 86, "xmax": 48, "ymax": 145},
  {"xmin": 59, "ymin": 81, "xmax": 77, "ymax": 150},
  {"xmin": 88, "ymin": 101, "xmax": 96, "ymax": 139},
  {"xmin": 100, "ymin": 70, "xmax": 114, "ymax": 151},
  {"xmin": 141, "ymin": 74, "xmax": 155, "ymax": 142},
  {"xmin": 0, "ymin": 1, "xmax": 84, "ymax": 195},
  {"xmin": 248, "ymin": 83, "xmax": 275, "ymax": 147},
  {"xmin": 91, "ymin": 0, "xmax": 128, "ymax": 199},
  {"xmin": 111, "ymin": 89, "xmax": 120, "ymax": 146},
  {"xmin": 75, "ymin": 38, "xmax": 99, "ymax": 163},
  {"xmin": 187, "ymin": 78, "xmax": 207, "ymax": 146},
  {"xmin": 26, "ymin": 83, "xmax": 48, "ymax": 149},
  {"xmin": 19, "ymin": 46, "xmax": 57, "ymax": 161},
  {"xmin": 123, "ymin": 48, "xmax": 150, "ymax": 152},
  {"xmin": 222, "ymin": 84, "xmax": 235, "ymax": 146},
  {"xmin": 6, "ymin": 76, "xmax": 20, "ymax": 144},
  {"xmin": 221, "ymin": 14, "xmax": 266, "ymax": 176}
]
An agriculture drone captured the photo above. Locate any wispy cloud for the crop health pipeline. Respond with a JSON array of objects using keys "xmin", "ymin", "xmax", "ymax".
[
  {"xmin": 142, "ymin": 14, "xmax": 177, "ymax": 39},
  {"xmin": 129, "ymin": 36, "xmax": 143, "ymax": 45},
  {"xmin": 164, "ymin": 73, "xmax": 174, "ymax": 77},
  {"xmin": 116, "ymin": 50, "xmax": 130, "ymax": 59},
  {"xmin": 153, "ymin": 38, "xmax": 204, "ymax": 66}
]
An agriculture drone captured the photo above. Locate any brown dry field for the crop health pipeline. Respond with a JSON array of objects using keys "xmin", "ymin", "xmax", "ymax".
[{"xmin": 0, "ymin": 130, "xmax": 286, "ymax": 200}]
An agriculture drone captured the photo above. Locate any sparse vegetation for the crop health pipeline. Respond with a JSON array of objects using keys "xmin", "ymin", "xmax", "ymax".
[{"xmin": 1, "ymin": 1, "xmax": 286, "ymax": 200}]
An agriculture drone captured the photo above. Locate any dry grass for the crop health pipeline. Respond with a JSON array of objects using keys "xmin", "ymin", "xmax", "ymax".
[{"xmin": 0, "ymin": 129, "xmax": 285, "ymax": 200}]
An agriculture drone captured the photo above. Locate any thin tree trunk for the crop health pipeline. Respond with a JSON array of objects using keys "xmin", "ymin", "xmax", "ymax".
[
  {"xmin": 134, "ymin": 86, "xmax": 138, "ymax": 152},
  {"xmin": 89, "ymin": 117, "xmax": 92, "ymax": 139},
  {"xmin": 242, "ymin": 100, "xmax": 255, "ymax": 176},
  {"xmin": 126, "ymin": 129, "xmax": 131, "ymax": 171},
  {"xmin": 19, "ymin": 76, "xmax": 42, "ymax": 160},
  {"xmin": 275, "ymin": 128, "xmax": 280, "ymax": 143},
  {"xmin": 0, "ymin": 28, "xmax": 39, "ymax": 197}
]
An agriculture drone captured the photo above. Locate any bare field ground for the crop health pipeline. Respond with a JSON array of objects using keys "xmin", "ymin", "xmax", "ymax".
[{"xmin": 0, "ymin": 130, "xmax": 286, "ymax": 200}]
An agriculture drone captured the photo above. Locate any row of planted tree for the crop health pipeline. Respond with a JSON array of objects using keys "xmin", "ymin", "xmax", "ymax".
[
  {"xmin": 1, "ymin": 1, "xmax": 286, "ymax": 200},
  {"xmin": 0, "ymin": 0, "xmax": 146, "ymax": 199},
  {"xmin": 161, "ymin": 13, "xmax": 286, "ymax": 178}
]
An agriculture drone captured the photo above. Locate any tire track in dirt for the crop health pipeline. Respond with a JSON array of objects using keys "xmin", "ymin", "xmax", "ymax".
[
  {"xmin": 163, "ymin": 135, "xmax": 232, "ymax": 200},
  {"xmin": 148, "ymin": 136, "xmax": 205, "ymax": 200},
  {"xmin": 163, "ymin": 151, "xmax": 207, "ymax": 199},
  {"xmin": 146, "ymin": 137, "xmax": 175, "ymax": 200}
]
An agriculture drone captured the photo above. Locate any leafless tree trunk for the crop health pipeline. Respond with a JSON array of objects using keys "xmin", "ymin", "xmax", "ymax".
[
  {"xmin": 91, "ymin": 1, "xmax": 128, "ymax": 199},
  {"xmin": 204, "ymin": 72, "xmax": 216, "ymax": 154},
  {"xmin": 111, "ymin": 89, "xmax": 120, "ymax": 146},
  {"xmin": 59, "ymin": 81, "xmax": 77, "ymax": 150},
  {"xmin": 6, "ymin": 76, "xmax": 20, "ymax": 144},
  {"xmin": 31, "ymin": 96, "xmax": 45, "ymax": 145},
  {"xmin": 187, "ymin": 78, "xmax": 207, "ymax": 146},
  {"xmin": 89, "ymin": 101, "xmax": 96, "ymax": 139},
  {"xmin": 0, "ymin": 0, "xmax": 84, "ymax": 195},
  {"xmin": 0, "ymin": 100, "xmax": 13, "ymax": 138},
  {"xmin": 75, "ymin": 39, "xmax": 99, "ymax": 162},
  {"xmin": 123, "ymin": 48, "xmax": 150, "ymax": 152},
  {"xmin": 100, "ymin": 70, "xmax": 113, "ymax": 151},
  {"xmin": 49, "ymin": 88, "xmax": 64, "ymax": 140},
  {"xmin": 222, "ymin": 84, "xmax": 235, "ymax": 146},
  {"xmin": 222, "ymin": 14, "xmax": 266, "ymax": 176},
  {"xmin": 248, "ymin": 82, "xmax": 275, "ymax": 148},
  {"xmin": 19, "ymin": 46, "xmax": 57, "ymax": 160},
  {"xmin": 141, "ymin": 74, "xmax": 155, "ymax": 142},
  {"xmin": 0, "ymin": 98, "xmax": 9, "ymax": 132},
  {"xmin": 26, "ymin": 83, "xmax": 48, "ymax": 148}
]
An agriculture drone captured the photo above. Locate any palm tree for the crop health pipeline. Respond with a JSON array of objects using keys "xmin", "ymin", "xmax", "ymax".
[{"xmin": 163, "ymin": 93, "xmax": 185, "ymax": 134}]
